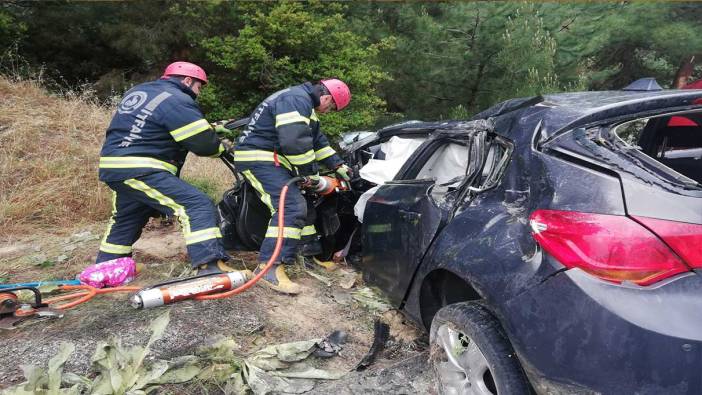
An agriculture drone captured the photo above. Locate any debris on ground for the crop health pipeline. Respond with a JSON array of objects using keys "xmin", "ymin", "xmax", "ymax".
[
  {"xmin": 352, "ymin": 287, "xmax": 392, "ymax": 312},
  {"xmin": 337, "ymin": 270, "xmax": 357, "ymax": 290},
  {"xmin": 355, "ymin": 319, "xmax": 390, "ymax": 371},
  {"xmin": 244, "ymin": 335, "xmax": 346, "ymax": 394},
  {"xmin": 313, "ymin": 330, "xmax": 348, "ymax": 358},
  {"xmin": 304, "ymin": 269, "xmax": 333, "ymax": 287}
]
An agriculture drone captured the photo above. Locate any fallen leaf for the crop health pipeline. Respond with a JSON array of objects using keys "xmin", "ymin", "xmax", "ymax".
[
  {"xmin": 338, "ymin": 272, "xmax": 356, "ymax": 289},
  {"xmin": 352, "ymin": 287, "xmax": 392, "ymax": 312},
  {"xmin": 305, "ymin": 270, "xmax": 332, "ymax": 286}
]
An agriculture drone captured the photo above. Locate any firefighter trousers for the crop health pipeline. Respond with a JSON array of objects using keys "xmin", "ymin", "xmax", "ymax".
[
  {"xmin": 234, "ymin": 162, "xmax": 317, "ymax": 263},
  {"xmin": 96, "ymin": 171, "xmax": 230, "ymax": 267}
]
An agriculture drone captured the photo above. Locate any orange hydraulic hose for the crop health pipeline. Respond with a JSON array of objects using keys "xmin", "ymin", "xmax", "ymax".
[
  {"xmin": 43, "ymin": 285, "xmax": 98, "ymax": 310},
  {"xmin": 194, "ymin": 182, "xmax": 292, "ymax": 300},
  {"xmin": 44, "ymin": 285, "xmax": 141, "ymax": 310}
]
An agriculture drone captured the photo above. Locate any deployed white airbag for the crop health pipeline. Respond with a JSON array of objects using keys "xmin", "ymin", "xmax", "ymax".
[
  {"xmin": 359, "ymin": 136, "xmax": 426, "ymax": 184},
  {"xmin": 355, "ymin": 136, "xmax": 425, "ymax": 222}
]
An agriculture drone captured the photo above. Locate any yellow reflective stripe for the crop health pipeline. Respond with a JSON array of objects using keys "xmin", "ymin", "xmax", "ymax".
[
  {"xmin": 124, "ymin": 179, "xmax": 191, "ymax": 234},
  {"xmin": 169, "ymin": 119, "xmax": 211, "ymax": 142},
  {"xmin": 99, "ymin": 192, "xmax": 130, "ymax": 254},
  {"xmin": 105, "ymin": 191, "xmax": 118, "ymax": 239},
  {"xmin": 185, "ymin": 227, "xmax": 222, "ymax": 245},
  {"xmin": 285, "ymin": 149, "xmax": 315, "ymax": 165},
  {"xmin": 310, "ymin": 110, "xmax": 319, "ymax": 122},
  {"xmin": 99, "ymin": 242, "xmax": 132, "ymax": 255},
  {"xmin": 206, "ymin": 143, "xmax": 225, "ymax": 158},
  {"xmin": 275, "ymin": 111, "xmax": 310, "ymax": 127},
  {"xmin": 301, "ymin": 225, "xmax": 316, "ymax": 236},
  {"xmin": 314, "ymin": 146, "xmax": 336, "ymax": 161},
  {"xmin": 265, "ymin": 226, "xmax": 301, "ymax": 240},
  {"xmin": 99, "ymin": 156, "xmax": 178, "ymax": 175},
  {"xmin": 242, "ymin": 170, "xmax": 275, "ymax": 214},
  {"xmin": 233, "ymin": 150, "xmax": 291, "ymax": 170}
]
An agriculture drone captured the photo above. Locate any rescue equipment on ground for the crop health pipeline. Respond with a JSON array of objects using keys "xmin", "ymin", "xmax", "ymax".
[
  {"xmin": 0, "ymin": 286, "xmax": 63, "ymax": 330},
  {"xmin": 131, "ymin": 271, "xmax": 250, "ymax": 308},
  {"xmin": 131, "ymin": 176, "xmax": 304, "ymax": 308},
  {"xmin": 0, "ymin": 280, "xmax": 80, "ymax": 289}
]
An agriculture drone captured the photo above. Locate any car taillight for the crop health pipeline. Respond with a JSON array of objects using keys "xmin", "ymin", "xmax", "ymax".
[
  {"xmin": 529, "ymin": 210, "xmax": 689, "ymax": 285},
  {"xmin": 633, "ymin": 216, "xmax": 702, "ymax": 269}
]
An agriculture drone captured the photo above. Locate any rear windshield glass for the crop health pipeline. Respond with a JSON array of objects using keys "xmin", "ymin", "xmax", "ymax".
[{"xmin": 612, "ymin": 111, "xmax": 702, "ymax": 184}]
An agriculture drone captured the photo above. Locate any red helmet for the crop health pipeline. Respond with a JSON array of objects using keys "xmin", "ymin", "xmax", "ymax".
[
  {"xmin": 320, "ymin": 78, "xmax": 351, "ymax": 110},
  {"xmin": 162, "ymin": 61, "xmax": 208, "ymax": 84}
]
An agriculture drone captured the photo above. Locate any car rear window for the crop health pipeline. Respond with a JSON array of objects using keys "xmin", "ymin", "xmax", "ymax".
[{"xmin": 612, "ymin": 111, "xmax": 702, "ymax": 184}]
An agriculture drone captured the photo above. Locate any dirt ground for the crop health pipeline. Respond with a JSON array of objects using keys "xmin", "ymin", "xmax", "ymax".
[{"xmin": 0, "ymin": 222, "xmax": 433, "ymax": 393}]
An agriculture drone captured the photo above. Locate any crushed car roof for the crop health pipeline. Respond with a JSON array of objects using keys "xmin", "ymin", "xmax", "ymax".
[
  {"xmin": 348, "ymin": 89, "xmax": 702, "ymax": 151},
  {"xmin": 538, "ymin": 90, "xmax": 702, "ymax": 138}
]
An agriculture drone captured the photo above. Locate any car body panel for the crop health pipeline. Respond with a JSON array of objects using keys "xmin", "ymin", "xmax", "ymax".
[
  {"xmin": 621, "ymin": 176, "xmax": 702, "ymax": 225},
  {"xmin": 360, "ymin": 125, "xmax": 487, "ymax": 306},
  {"xmin": 361, "ymin": 180, "xmax": 446, "ymax": 306},
  {"xmin": 502, "ymin": 268, "xmax": 702, "ymax": 394}
]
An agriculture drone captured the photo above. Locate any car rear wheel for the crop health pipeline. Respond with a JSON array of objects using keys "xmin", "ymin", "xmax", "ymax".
[{"xmin": 430, "ymin": 302, "xmax": 530, "ymax": 395}]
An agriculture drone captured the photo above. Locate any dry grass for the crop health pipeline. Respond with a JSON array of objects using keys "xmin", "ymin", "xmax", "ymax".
[
  {"xmin": 0, "ymin": 75, "xmax": 233, "ymax": 238},
  {"xmin": 0, "ymin": 76, "xmax": 112, "ymax": 237},
  {"xmin": 180, "ymin": 154, "xmax": 236, "ymax": 201}
]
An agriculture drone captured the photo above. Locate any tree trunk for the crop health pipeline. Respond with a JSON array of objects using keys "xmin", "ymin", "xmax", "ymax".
[
  {"xmin": 673, "ymin": 55, "xmax": 696, "ymax": 88},
  {"xmin": 466, "ymin": 62, "xmax": 485, "ymax": 111}
]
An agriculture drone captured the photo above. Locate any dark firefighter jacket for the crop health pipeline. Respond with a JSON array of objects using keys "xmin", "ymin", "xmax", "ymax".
[
  {"xmin": 235, "ymin": 82, "xmax": 344, "ymax": 176},
  {"xmin": 98, "ymin": 78, "xmax": 224, "ymax": 182}
]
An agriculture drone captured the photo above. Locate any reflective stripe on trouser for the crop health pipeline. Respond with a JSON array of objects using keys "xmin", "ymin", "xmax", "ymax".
[
  {"xmin": 96, "ymin": 191, "xmax": 156, "ymax": 263},
  {"xmin": 235, "ymin": 161, "xmax": 307, "ymax": 263},
  {"xmin": 97, "ymin": 171, "xmax": 229, "ymax": 267}
]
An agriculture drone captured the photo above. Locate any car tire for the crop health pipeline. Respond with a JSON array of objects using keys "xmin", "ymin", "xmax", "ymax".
[{"xmin": 429, "ymin": 302, "xmax": 530, "ymax": 395}]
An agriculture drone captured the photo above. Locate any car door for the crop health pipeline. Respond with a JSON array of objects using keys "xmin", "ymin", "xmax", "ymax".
[{"xmin": 361, "ymin": 123, "xmax": 493, "ymax": 306}]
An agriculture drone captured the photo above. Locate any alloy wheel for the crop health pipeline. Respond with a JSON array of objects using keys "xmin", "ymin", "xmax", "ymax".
[{"xmin": 434, "ymin": 323, "xmax": 497, "ymax": 395}]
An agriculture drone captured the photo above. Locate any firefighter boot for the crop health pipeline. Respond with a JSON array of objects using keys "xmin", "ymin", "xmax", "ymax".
[
  {"xmin": 302, "ymin": 256, "xmax": 337, "ymax": 271},
  {"xmin": 195, "ymin": 259, "xmax": 237, "ymax": 276},
  {"xmin": 254, "ymin": 263, "xmax": 302, "ymax": 295},
  {"xmin": 299, "ymin": 239, "xmax": 323, "ymax": 257}
]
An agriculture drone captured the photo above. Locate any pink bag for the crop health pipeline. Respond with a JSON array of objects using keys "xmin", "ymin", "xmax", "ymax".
[{"xmin": 79, "ymin": 257, "xmax": 137, "ymax": 288}]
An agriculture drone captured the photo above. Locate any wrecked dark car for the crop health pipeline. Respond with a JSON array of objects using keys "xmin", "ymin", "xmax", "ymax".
[{"xmin": 218, "ymin": 80, "xmax": 702, "ymax": 394}]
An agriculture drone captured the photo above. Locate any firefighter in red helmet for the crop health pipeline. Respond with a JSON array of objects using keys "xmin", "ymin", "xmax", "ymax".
[
  {"xmin": 96, "ymin": 61, "xmax": 240, "ymax": 276},
  {"xmin": 234, "ymin": 78, "xmax": 353, "ymax": 294}
]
